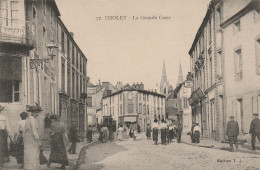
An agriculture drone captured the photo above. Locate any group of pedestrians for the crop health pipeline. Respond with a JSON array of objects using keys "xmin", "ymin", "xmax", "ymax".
[
  {"xmin": 226, "ymin": 113, "xmax": 260, "ymax": 152},
  {"xmin": 0, "ymin": 104, "xmax": 79, "ymax": 170},
  {"xmin": 151, "ymin": 119, "xmax": 182, "ymax": 145},
  {"xmin": 98, "ymin": 121, "xmax": 116, "ymax": 143}
]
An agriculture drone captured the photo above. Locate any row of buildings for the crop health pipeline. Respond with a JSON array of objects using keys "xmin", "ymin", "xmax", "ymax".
[
  {"xmin": 188, "ymin": 0, "xmax": 260, "ymax": 141},
  {"xmin": 0, "ymin": 0, "xmax": 88, "ymax": 138}
]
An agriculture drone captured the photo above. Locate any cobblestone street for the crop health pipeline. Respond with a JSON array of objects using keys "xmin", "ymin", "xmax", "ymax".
[{"xmin": 79, "ymin": 133, "xmax": 260, "ymax": 170}]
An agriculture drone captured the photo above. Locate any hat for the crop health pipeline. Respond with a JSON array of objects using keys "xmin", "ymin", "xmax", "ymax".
[
  {"xmin": 50, "ymin": 114, "xmax": 58, "ymax": 121},
  {"xmin": 253, "ymin": 113, "xmax": 259, "ymax": 116},
  {"xmin": 0, "ymin": 105, "xmax": 4, "ymax": 112},
  {"xmin": 28, "ymin": 105, "xmax": 43, "ymax": 113},
  {"xmin": 229, "ymin": 116, "xmax": 234, "ymax": 118}
]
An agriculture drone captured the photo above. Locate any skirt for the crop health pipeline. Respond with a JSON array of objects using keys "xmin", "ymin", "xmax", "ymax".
[
  {"xmin": 153, "ymin": 129, "xmax": 158, "ymax": 141},
  {"xmin": 169, "ymin": 129, "xmax": 174, "ymax": 140},
  {"xmin": 0, "ymin": 129, "xmax": 8, "ymax": 165},
  {"xmin": 49, "ymin": 133, "xmax": 69, "ymax": 165},
  {"xmin": 161, "ymin": 129, "xmax": 167, "ymax": 143},
  {"xmin": 146, "ymin": 130, "xmax": 151, "ymax": 138},
  {"xmin": 193, "ymin": 131, "xmax": 200, "ymax": 143}
]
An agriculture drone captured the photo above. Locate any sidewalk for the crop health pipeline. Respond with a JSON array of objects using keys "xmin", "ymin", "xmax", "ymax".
[
  {"xmin": 181, "ymin": 133, "xmax": 260, "ymax": 155},
  {"xmin": 1, "ymin": 134, "xmax": 99, "ymax": 170}
]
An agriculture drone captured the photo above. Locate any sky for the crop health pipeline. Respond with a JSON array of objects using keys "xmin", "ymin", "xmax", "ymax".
[{"xmin": 55, "ymin": 0, "xmax": 211, "ymax": 90}]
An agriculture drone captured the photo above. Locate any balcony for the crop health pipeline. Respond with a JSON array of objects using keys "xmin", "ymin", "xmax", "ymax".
[{"xmin": 0, "ymin": 17, "xmax": 35, "ymax": 49}]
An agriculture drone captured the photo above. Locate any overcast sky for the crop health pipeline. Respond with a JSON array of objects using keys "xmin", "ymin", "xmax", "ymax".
[{"xmin": 55, "ymin": 0, "xmax": 210, "ymax": 90}]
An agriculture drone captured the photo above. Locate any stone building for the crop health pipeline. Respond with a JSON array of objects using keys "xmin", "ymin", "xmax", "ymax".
[
  {"xmin": 102, "ymin": 85, "xmax": 166, "ymax": 131},
  {"xmin": 188, "ymin": 0, "xmax": 260, "ymax": 141},
  {"xmin": 57, "ymin": 17, "xmax": 88, "ymax": 136}
]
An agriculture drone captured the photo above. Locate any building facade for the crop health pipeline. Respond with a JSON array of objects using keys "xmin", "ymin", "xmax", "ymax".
[
  {"xmin": 57, "ymin": 17, "xmax": 88, "ymax": 136},
  {"xmin": 189, "ymin": 0, "xmax": 260, "ymax": 141},
  {"xmin": 102, "ymin": 86, "xmax": 166, "ymax": 131}
]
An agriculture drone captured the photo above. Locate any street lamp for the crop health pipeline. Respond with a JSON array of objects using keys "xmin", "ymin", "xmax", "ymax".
[{"xmin": 30, "ymin": 39, "xmax": 58, "ymax": 69}]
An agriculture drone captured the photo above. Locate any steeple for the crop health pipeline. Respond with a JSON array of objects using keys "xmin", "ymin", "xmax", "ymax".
[
  {"xmin": 177, "ymin": 60, "xmax": 184, "ymax": 86},
  {"xmin": 160, "ymin": 60, "xmax": 169, "ymax": 95}
]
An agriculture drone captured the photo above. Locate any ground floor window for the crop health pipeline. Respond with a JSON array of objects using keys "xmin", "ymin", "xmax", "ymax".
[{"xmin": 0, "ymin": 80, "xmax": 21, "ymax": 102}]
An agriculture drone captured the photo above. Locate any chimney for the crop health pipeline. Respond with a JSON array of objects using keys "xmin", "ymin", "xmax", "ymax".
[
  {"xmin": 140, "ymin": 82, "xmax": 144, "ymax": 90},
  {"xmin": 70, "ymin": 32, "xmax": 74, "ymax": 38}
]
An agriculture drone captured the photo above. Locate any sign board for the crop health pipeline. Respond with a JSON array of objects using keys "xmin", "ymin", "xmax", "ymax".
[{"xmin": 185, "ymin": 80, "xmax": 193, "ymax": 88}]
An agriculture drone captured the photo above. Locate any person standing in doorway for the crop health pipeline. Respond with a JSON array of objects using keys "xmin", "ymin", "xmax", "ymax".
[
  {"xmin": 226, "ymin": 116, "xmax": 239, "ymax": 152},
  {"xmin": 176, "ymin": 124, "xmax": 182, "ymax": 143},
  {"xmin": 249, "ymin": 113, "xmax": 260, "ymax": 151},
  {"xmin": 0, "ymin": 105, "xmax": 12, "ymax": 168},
  {"xmin": 152, "ymin": 119, "xmax": 159, "ymax": 145},
  {"xmin": 68, "ymin": 123, "xmax": 78, "ymax": 154}
]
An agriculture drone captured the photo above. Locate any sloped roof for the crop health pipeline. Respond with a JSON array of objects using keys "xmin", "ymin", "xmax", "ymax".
[{"xmin": 87, "ymin": 82, "xmax": 95, "ymax": 87}]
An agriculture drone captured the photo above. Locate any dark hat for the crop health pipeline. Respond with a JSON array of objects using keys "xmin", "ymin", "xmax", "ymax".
[
  {"xmin": 20, "ymin": 112, "xmax": 28, "ymax": 120},
  {"xmin": 50, "ymin": 114, "xmax": 58, "ymax": 121},
  {"xmin": 229, "ymin": 116, "xmax": 234, "ymax": 118},
  {"xmin": 253, "ymin": 113, "xmax": 259, "ymax": 116},
  {"xmin": 0, "ymin": 105, "xmax": 4, "ymax": 112},
  {"xmin": 28, "ymin": 105, "xmax": 43, "ymax": 113}
]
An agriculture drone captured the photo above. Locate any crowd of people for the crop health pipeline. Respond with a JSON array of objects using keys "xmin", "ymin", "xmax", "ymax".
[{"xmin": 0, "ymin": 105, "xmax": 80, "ymax": 170}]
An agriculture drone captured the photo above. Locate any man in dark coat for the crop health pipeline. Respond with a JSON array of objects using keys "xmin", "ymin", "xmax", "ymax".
[
  {"xmin": 249, "ymin": 113, "xmax": 260, "ymax": 151},
  {"xmin": 226, "ymin": 116, "xmax": 239, "ymax": 152},
  {"xmin": 176, "ymin": 124, "xmax": 182, "ymax": 143}
]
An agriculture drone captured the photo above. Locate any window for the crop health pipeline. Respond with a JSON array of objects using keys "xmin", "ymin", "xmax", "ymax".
[
  {"xmin": 10, "ymin": 1, "xmax": 18, "ymax": 26},
  {"xmin": 234, "ymin": 49, "xmax": 243, "ymax": 80},
  {"xmin": 87, "ymin": 96, "xmax": 92, "ymax": 107},
  {"xmin": 0, "ymin": 80, "xmax": 21, "ymax": 102},
  {"xmin": 72, "ymin": 46, "xmax": 75, "ymax": 64},
  {"xmin": 72, "ymin": 69, "xmax": 75, "ymax": 99},
  {"xmin": 61, "ymin": 57, "xmax": 65, "ymax": 91},
  {"xmin": 143, "ymin": 94, "xmax": 145, "ymax": 101},
  {"xmin": 42, "ymin": 0, "xmax": 46, "ymax": 15},
  {"xmin": 80, "ymin": 56, "xmax": 82, "ymax": 72},
  {"xmin": 216, "ymin": 6, "xmax": 222, "ymax": 30},
  {"xmin": 76, "ymin": 52, "xmax": 79, "ymax": 68},
  {"xmin": 208, "ymin": 19, "xmax": 212, "ymax": 43},
  {"xmin": 139, "ymin": 93, "xmax": 141, "ymax": 100},
  {"xmin": 80, "ymin": 76, "xmax": 82, "ymax": 102},
  {"xmin": 233, "ymin": 20, "xmax": 241, "ymax": 35},
  {"xmin": 120, "ymin": 93, "xmax": 122, "ymax": 101},
  {"xmin": 209, "ymin": 55, "xmax": 213, "ymax": 86},
  {"xmin": 217, "ymin": 50, "xmax": 222, "ymax": 77},
  {"xmin": 147, "ymin": 95, "xmax": 149, "ymax": 101},
  {"xmin": 256, "ymin": 38, "xmax": 260, "ymax": 74},
  {"xmin": 113, "ymin": 106, "xmax": 114, "ymax": 116},
  {"xmin": 50, "ymin": 6, "xmax": 54, "ymax": 29},
  {"xmin": 143, "ymin": 105, "xmax": 146, "ymax": 114},
  {"xmin": 67, "ymin": 39, "xmax": 70, "ymax": 60},
  {"xmin": 139, "ymin": 104, "xmax": 142, "ymax": 114},
  {"xmin": 0, "ymin": 0, "xmax": 8, "ymax": 26},
  {"xmin": 147, "ymin": 105, "xmax": 149, "ymax": 115},
  {"xmin": 61, "ymin": 31, "xmax": 65, "ymax": 53},
  {"xmin": 183, "ymin": 97, "xmax": 188, "ymax": 109},
  {"xmin": 120, "ymin": 104, "xmax": 122, "ymax": 115},
  {"xmin": 67, "ymin": 66, "xmax": 70, "ymax": 96}
]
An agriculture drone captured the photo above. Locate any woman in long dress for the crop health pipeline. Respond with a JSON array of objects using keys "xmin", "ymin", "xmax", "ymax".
[
  {"xmin": 160, "ymin": 119, "xmax": 167, "ymax": 145},
  {"xmin": 168, "ymin": 124, "xmax": 174, "ymax": 143},
  {"xmin": 0, "ymin": 105, "xmax": 12, "ymax": 168},
  {"xmin": 146, "ymin": 124, "xmax": 151, "ymax": 139},
  {"xmin": 152, "ymin": 119, "xmax": 159, "ymax": 145},
  {"xmin": 47, "ymin": 115, "xmax": 69, "ymax": 169},
  {"xmin": 24, "ymin": 107, "xmax": 41, "ymax": 170},
  {"xmin": 117, "ymin": 125, "xmax": 124, "ymax": 141},
  {"xmin": 16, "ymin": 112, "xmax": 28, "ymax": 167},
  {"xmin": 193, "ymin": 123, "xmax": 201, "ymax": 143}
]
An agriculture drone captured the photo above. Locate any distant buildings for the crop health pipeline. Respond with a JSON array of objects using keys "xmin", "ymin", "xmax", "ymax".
[
  {"xmin": 188, "ymin": 0, "xmax": 260, "ymax": 141},
  {"xmin": 102, "ymin": 84, "xmax": 166, "ymax": 131}
]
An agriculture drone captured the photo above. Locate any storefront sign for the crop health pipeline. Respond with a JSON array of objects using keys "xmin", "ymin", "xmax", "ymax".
[{"xmin": 124, "ymin": 116, "xmax": 137, "ymax": 122}]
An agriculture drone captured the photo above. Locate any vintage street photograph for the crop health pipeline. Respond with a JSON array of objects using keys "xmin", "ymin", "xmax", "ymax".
[{"xmin": 0, "ymin": 0, "xmax": 260, "ymax": 169}]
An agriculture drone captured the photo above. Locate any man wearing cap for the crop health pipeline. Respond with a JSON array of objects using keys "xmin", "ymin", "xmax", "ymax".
[
  {"xmin": 226, "ymin": 116, "xmax": 239, "ymax": 152},
  {"xmin": 249, "ymin": 113, "xmax": 260, "ymax": 151}
]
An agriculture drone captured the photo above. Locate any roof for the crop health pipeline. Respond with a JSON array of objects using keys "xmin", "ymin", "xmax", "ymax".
[
  {"xmin": 103, "ymin": 86, "xmax": 165, "ymax": 99},
  {"xmin": 51, "ymin": 0, "xmax": 61, "ymax": 16},
  {"xmin": 87, "ymin": 81, "xmax": 95, "ymax": 87}
]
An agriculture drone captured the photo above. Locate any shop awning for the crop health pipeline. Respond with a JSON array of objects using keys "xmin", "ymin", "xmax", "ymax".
[{"xmin": 190, "ymin": 87, "xmax": 205, "ymax": 104}]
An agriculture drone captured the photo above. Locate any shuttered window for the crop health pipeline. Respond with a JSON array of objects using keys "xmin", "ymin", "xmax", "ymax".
[{"xmin": 256, "ymin": 38, "xmax": 260, "ymax": 74}]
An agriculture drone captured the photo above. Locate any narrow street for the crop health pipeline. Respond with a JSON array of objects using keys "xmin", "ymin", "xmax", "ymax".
[{"xmin": 79, "ymin": 133, "xmax": 260, "ymax": 170}]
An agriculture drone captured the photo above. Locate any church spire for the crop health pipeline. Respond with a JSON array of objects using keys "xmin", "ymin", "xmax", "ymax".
[
  {"xmin": 162, "ymin": 60, "xmax": 167, "ymax": 81},
  {"xmin": 177, "ymin": 60, "xmax": 184, "ymax": 86},
  {"xmin": 160, "ymin": 60, "xmax": 169, "ymax": 95}
]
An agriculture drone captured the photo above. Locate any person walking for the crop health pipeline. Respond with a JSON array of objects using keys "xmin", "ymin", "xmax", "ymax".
[
  {"xmin": 193, "ymin": 123, "xmax": 201, "ymax": 143},
  {"xmin": 16, "ymin": 112, "xmax": 28, "ymax": 167},
  {"xmin": 87, "ymin": 125, "xmax": 93, "ymax": 143},
  {"xmin": 249, "ymin": 113, "xmax": 260, "ymax": 151},
  {"xmin": 23, "ymin": 105, "xmax": 41, "ymax": 170},
  {"xmin": 191, "ymin": 122, "xmax": 195, "ymax": 143},
  {"xmin": 168, "ymin": 124, "xmax": 174, "ymax": 143},
  {"xmin": 152, "ymin": 119, "xmax": 159, "ymax": 145},
  {"xmin": 146, "ymin": 123, "xmax": 152, "ymax": 140},
  {"xmin": 68, "ymin": 123, "xmax": 78, "ymax": 154},
  {"xmin": 176, "ymin": 124, "xmax": 182, "ymax": 143},
  {"xmin": 130, "ymin": 122, "xmax": 137, "ymax": 141},
  {"xmin": 108, "ymin": 123, "xmax": 114, "ymax": 142},
  {"xmin": 47, "ymin": 115, "xmax": 69, "ymax": 169},
  {"xmin": 0, "ymin": 105, "xmax": 12, "ymax": 168},
  {"xmin": 226, "ymin": 116, "xmax": 239, "ymax": 152},
  {"xmin": 137, "ymin": 124, "xmax": 141, "ymax": 133},
  {"xmin": 160, "ymin": 119, "xmax": 167, "ymax": 145},
  {"xmin": 117, "ymin": 125, "xmax": 124, "ymax": 141}
]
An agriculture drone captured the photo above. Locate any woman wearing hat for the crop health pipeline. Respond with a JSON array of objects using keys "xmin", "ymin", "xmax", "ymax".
[
  {"xmin": 152, "ymin": 119, "xmax": 159, "ymax": 145},
  {"xmin": 23, "ymin": 105, "xmax": 41, "ymax": 170},
  {"xmin": 16, "ymin": 112, "xmax": 28, "ymax": 167},
  {"xmin": 47, "ymin": 115, "xmax": 69, "ymax": 169},
  {"xmin": 0, "ymin": 105, "xmax": 12, "ymax": 168}
]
